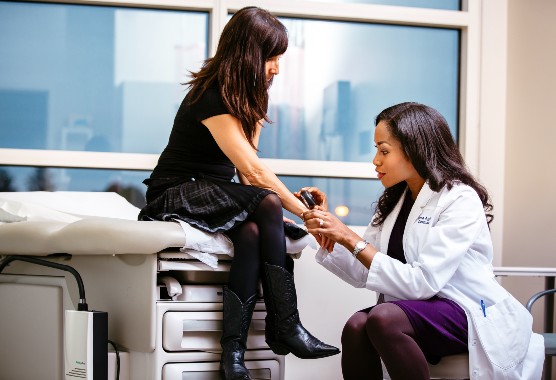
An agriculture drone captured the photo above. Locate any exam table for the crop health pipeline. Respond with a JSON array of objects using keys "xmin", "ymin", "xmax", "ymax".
[{"xmin": 0, "ymin": 191, "xmax": 309, "ymax": 380}]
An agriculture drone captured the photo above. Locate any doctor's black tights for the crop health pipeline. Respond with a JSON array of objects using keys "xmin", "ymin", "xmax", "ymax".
[
  {"xmin": 225, "ymin": 193, "xmax": 291, "ymax": 302},
  {"xmin": 341, "ymin": 302, "xmax": 430, "ymax": 380}
]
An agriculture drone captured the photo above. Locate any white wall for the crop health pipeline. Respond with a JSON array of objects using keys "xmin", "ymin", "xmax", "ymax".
[
  {"xmin": 503, "ymin": 0, "xmax": 556, "ymax": 376},
  {"xmin": 478, "ymin": 0, "xmax": 508, "ymax": 266},
  {"xmin": 504, "ymin": 0, "xmax": 556, "ymax": 269},
  {"xmin": 286, "ymin": 226, "xmax": 374, "ymax": 380}
]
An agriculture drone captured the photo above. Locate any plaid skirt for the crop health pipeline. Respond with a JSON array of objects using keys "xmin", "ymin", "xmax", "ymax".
[{"xmin": 139, "ymin": 177, "xmax": 307, "ymax": 239}]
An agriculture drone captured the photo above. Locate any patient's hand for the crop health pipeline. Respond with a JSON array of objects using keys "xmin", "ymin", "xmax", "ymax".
[{"xmin": 294, "ymin": 187, "xmax": 329, "ymax": 211}]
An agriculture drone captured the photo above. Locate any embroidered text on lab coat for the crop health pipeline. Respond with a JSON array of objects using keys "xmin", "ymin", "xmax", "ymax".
[{"xmin": 417, "ymin": 216, "xmax": 431, "ymax": 224}]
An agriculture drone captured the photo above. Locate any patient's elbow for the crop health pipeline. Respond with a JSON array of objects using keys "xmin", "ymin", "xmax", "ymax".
[{"xmin": 243, "ymin": 168, "xmax": 267, "ymax": 187}]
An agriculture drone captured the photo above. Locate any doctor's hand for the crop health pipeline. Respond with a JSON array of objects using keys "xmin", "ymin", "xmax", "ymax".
[
  {"xmin": 303, "ymin": 206, "xmax": 355, "ymax": 249},
  {"xmin": 300, "ymin": 205, "xmax": 334, "ymax": 252},
  {"xmin": 320, "ymin": 235, "xmax": 335, "ymax": 253},
  {"xmin": 313, "ymin": 232, "xmax": 335, "ymax": 253}
]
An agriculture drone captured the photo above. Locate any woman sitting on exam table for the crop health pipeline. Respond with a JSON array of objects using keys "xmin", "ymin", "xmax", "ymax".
[
  {"xmin": 299, "ymin": 102, "xmax": 544, "ymax": 380},
  {"xmin": 138, "ymin": 6, "xmax": 338, "ymax": 380}
]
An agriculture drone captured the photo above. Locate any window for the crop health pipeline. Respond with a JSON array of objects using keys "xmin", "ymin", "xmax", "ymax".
[
  {"xmin": 262, "ymin": 17, "xmax": 459, "ymax": 163},
  {"xmin": 0, "ymin": 1, "xmax": 208, "ymax": 154},
  {"xmin": 0, "ymin": 0, "xmax": 477, "ymax": 225},
  {"xmin": 259, "ymin": 16, "xmax": 459, "ymax": 223},
  {"xmin": 0, "ymin": 166, "xmax": 149, "ymax": 207},
  {"xmin": 299, "ymin": 0, "xmax": 460, "ymax": 10}
]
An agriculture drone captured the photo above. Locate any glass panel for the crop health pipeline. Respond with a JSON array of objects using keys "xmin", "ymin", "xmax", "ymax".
[
  {"xmin": 299, "ymin": 0, "xmax": 460, "ymax": 10},
  {"xmin": 0, "ymin": 2, "xmax": 208, "ymax": 154},
  {"xmin": 0, "ymin": 166, "xmax": 149, "ymax": 208},
  {"xmin": 1, "ymin": 166, "xmax": 382, "ymax": 225},
  {"xmin": 261, "ymin": 18, "xmax": 459, "ymax": 164},
  {"xmin": 280, "ymin": 175, "xmax": 384, "ymax": 226}
]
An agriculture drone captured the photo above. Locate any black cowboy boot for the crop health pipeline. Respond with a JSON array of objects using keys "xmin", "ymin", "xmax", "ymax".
[
  {"xmin": 220, "ymin": 287, "xmax": 257, "ymax": 380},
  {"xmin": 262, "ymin": 263, "xmax": 340, "ymax": 359}
]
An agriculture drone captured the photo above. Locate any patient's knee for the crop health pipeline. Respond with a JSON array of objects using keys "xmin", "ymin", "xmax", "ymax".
[{"xmin": 259, "ymin": 193, "xmax": 282, "ymax": 214}]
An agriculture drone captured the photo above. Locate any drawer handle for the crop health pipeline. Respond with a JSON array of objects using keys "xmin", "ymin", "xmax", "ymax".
[
  {"xmin": 181, "ymin": 319, "xmax": 266, "ymax": 332},
  {"xmin": 175, "ymin": 369, "xmax": 270, "ymax": 379},
  {"xmin": 248, "ymin": 368, "xmax": 271, "ymax": 379},
  {"xmin": 182, "ymin": 320, "xmax": 222, "ymax": 332}
]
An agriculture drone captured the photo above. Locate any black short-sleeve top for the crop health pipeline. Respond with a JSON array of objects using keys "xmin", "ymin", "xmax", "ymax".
[{"xmin": 149, "ymin": 86, "xmax": 235, "ymax": 181}]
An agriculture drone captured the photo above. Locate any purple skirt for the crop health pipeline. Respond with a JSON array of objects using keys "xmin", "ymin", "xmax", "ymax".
[{"xmin": 390, "ymin": 296, "xmax": 468, "ymax": 364}]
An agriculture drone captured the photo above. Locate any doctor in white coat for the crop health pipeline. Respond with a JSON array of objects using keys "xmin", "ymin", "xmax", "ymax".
[{"xmin": 299, "ymin": 102, "xmax": 544, "ymax": 380}]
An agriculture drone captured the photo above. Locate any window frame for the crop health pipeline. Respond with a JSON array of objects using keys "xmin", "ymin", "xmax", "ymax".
[{"xmin": 0, "ymin": 0, "xmax": 481, "ymax": 180}]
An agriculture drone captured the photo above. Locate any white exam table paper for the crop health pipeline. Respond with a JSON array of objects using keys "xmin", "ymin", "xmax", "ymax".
[{"xmin": 0, "ymin": 192, "xmax": 315, "ymax": 268}]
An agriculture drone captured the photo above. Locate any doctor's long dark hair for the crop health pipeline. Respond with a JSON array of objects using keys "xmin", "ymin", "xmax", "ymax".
[
  {"xmin": 185, "ymin": 6, "xmax": 288, "ymax": 149},
  {"xmin": 371, "ymin": 102, "xmax": 493, "ymax": 226}
]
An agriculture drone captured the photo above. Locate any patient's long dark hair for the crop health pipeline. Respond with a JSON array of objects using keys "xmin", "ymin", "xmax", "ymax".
[
  {"xmin": 186, "ymin": 6, "xmax": 288, "ymax": 148},
  {"xmin": 371, "ymin": 102, "xmax": 493, "ymax": 226}
]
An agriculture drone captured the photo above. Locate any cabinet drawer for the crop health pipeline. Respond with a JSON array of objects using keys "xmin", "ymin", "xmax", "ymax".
[
  {"xmin": 163, "ymin": 311, "xmax": 267, "ymax": 351},
  {"xmin": 158, "ymin": 260, "xmax": 231, "ymax": 284},
  {"xmin": 157, "ymin": 284, "xmax": 225, "ymax": 302},
  {"xmin": 162, "ymin": 360, "xmax": 280, "ymax": 380}
]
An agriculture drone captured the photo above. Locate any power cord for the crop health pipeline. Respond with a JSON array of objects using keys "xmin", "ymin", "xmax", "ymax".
[
  {"xmin": 1, "ymin": 255, "xmax": 121, "ymax": 380},
  {"xmin": 0, "ymin": 255, "xmax": 88, "ymax": 310},
  {"xmin": 107, "ymin": 339, "xmax": 120, "ymax": 380}
]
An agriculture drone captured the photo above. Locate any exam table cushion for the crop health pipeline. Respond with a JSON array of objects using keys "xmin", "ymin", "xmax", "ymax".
[
  {"xmin": 0, "ymin": 192, "xmax": 224, "ymax": 256},
  {"xmin": 0, "ymin": 192, "xmax": 312, "ymax": 258},
  {"xmin": 0, "ymin": 218, "xmax": 187, "ymax": 255}
]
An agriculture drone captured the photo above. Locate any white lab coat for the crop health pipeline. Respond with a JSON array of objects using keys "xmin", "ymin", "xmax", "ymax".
[{"xmin": 316, "ymin": 182, "xmax": 545, "ymax": 379}]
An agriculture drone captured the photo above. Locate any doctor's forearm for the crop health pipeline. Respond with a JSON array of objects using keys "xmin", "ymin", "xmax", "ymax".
[
  {"xmin": 338, "ymin": 232, "xmax": 377, "ymax": 270},
  {"xmin": 355, "ymin": 246, "xmax": 376, "ymax": 269}
]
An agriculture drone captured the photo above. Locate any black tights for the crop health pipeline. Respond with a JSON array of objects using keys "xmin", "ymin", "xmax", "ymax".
[
  {"xmin": 225, "ymin": 194, "xmax": 289, "ymax": 302},
  {"xmin": 341, "ymin": 302, "xmax": 430, "ymax": 380}
]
